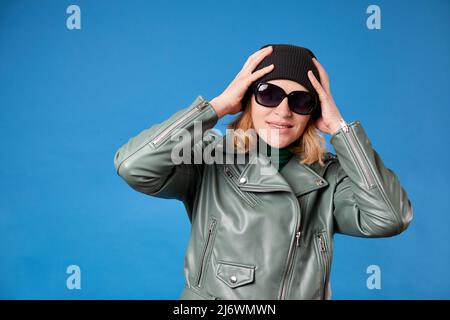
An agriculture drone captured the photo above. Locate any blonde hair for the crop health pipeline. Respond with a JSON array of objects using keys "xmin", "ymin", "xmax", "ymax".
[{"xmin": 226, "ymin": 98, "xmax": 327, "ymax": 167}]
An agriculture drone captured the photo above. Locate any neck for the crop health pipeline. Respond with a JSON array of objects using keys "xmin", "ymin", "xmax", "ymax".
[
  {"xmin": 256, "ymin": 136, "xmax": 294, "ymax": 171},
  {"xmin": 256, "ymin": 135, "xmax": 293, "ymax": 151}
]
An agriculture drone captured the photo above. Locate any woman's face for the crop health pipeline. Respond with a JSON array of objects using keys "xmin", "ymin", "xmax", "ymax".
[{"xmin": 251, "ymin": 79, "xmax": 311, "ymax": 148}]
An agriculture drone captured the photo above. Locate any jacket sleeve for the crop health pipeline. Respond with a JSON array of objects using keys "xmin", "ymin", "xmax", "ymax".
[
  {"xmin": 329, "ymin": 120, "xmax": 413, "ymax": 237},
  {"xmin": 113, "ymin": 95, "xmax": 219, "ymax": 220}
]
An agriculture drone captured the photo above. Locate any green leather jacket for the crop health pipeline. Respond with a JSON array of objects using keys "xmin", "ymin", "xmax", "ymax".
[{"xmin": 114, "ymin": 95, "xmax": 413, "ymax": 300}]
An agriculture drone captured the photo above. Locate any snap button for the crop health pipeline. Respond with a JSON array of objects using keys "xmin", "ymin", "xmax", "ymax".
[
  {"xmin": 229, "ymin": 275, "xmax": 238, "ymax": 283},
  {"xmin": 315, "ymin": 178, "xmax": 324, "ymax": 186},
  {"xmin": 239, "ymin": 177, "xmax": 247, "ymax": 184}
]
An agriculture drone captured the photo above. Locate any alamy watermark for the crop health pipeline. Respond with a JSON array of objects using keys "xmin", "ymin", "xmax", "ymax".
[
  {"xmin": 66, "ymin": 5, "xmax": 81, "ymax": 30},
  {"xmin": 366, "ymin": 264, "xmax": 381, "ymax": 290},
  {"xmin": 167, "ymin": 121, "xmax": 284, "ymax": 176},
  {"xmin": 366, "ymin": 5, "xmax": 381, "ymax": 30},
  {"xmin": 66, "ymin": 265, "xmax": 81, "ymax": 290}
]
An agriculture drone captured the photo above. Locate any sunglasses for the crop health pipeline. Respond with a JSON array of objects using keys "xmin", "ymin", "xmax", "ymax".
[{"xmin": 252, "ymin": 82, "xmax": 318, "ymax": 115}]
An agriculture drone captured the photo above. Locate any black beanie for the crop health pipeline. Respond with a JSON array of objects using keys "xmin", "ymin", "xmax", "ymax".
[{"xmin": 241, "ymin": 43, "xmax": 322, "ymax": 120}]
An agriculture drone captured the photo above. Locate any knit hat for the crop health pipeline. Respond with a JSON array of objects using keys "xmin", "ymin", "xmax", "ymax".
[{"xmin": 241, "ymin": 43, "xmax": 322, "ymax": 120}]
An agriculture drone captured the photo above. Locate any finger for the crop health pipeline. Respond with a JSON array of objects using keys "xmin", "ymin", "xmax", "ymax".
[
  {"xmin": 312, "ymin": 58, "xmax": 331, "ymax": 95},
  {"xmin": 243, "ymin": 45, "xmax": 272, "ymax": 69},
  {"xmin": 246, "ymin": 64, "xmax": 274, "ymax": 84},
  {"xmin": 242, "ymin": 46, "xmax": 273, "ymax": 74},
  {"xmin": 234, "ymin": 48, "xmax": 270, "ymax": 83},
  {"xmin": 308, "ymin": 70, "xmax": 329, "ymax": 102}
]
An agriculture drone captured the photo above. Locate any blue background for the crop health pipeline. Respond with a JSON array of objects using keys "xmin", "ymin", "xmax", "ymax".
[{"xmin": 0, "ymin": 0, "xmax": 449, "ymax": 299}]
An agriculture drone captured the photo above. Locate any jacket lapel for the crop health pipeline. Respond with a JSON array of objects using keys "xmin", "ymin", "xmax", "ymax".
[
  {"xmin": 218, "ymin": 134, "xmax": 332, "ymax": 197},
  {"xmin": 236, "ymin": 152, "xmax": 331, "ymax": 197},
  {"xmin": 237, "ymin": 152, "xmax": 293, "ymax": 193},
  {"xmin": 280, "ymin": 154, "xmax": 330, "ymax": 197}
]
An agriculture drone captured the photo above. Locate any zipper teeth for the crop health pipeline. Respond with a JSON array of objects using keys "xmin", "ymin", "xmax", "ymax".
[
  {"xmin": 344, "ymin": 123, "xmax": 402, "ymax": 231},
  {"xmin": 342, "ymin": 124, "xmax": 376, "ymax": 189},
  {"xmin": 280, "ymin": 231, "xmax": 301, "ymax": 299},
  {"xmin": 223, "ymin": 166, "xmax": 259, "ymax": 207},
  {"xmin": 151, "ymin": 100, "xmax": 208, "ymax": 147},
  {"xmin": 318, "ymin": 234, "xmax": 328, "ymax": 300},
  {"xmin": 279, "ymin": 197, "xmax": 301, "ymax": 300},
  {"xmin": 196, "ymin": 218, "xmax": 217, "ymax": 287},
  {"xmin": 280, "ymin": 228, "xmax": 299, "ymax": 299}
]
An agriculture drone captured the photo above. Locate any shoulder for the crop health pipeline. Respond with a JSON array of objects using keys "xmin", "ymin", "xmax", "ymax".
[
  {"xmin": 307, "ymin": 151, "xmax": 338, "ymax": 179},
  {"xmin": 323, "ymin": 151, "xmax": 337, "ymax": 163},
  {"xmin": 323, "ymin": 152, "xmax": 347, "ymax": 183}
]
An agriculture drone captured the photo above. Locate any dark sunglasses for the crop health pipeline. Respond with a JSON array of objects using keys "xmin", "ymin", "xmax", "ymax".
[{"xmin": 252, "ymin": 82, "xmax": 318, "ymax": 115}]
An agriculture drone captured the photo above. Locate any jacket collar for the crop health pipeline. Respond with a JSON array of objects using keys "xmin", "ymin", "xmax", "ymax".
[{"xmin": 218, "ymin": 135, "xmax": 333, "ymax": 197}]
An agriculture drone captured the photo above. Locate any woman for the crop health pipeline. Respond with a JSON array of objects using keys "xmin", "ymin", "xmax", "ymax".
[{"xmin": 113, "ymin": 44, "xmax": 413, "ymax": 300}]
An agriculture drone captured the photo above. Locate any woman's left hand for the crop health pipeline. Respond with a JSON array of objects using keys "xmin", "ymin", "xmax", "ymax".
[{"xmin": 307, "ymin": 57, "xmax": 345, "ymax": 135}]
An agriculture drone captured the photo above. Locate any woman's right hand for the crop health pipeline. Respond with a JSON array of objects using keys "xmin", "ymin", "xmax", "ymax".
[{"xmin": 209, "ymin": 45, "xmax": 275, "ymax": 119}]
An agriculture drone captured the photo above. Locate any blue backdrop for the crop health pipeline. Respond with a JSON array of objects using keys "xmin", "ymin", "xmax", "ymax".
[{"xmin": 0, "ymin": 0, "xmax": 449, "ymax": 299}]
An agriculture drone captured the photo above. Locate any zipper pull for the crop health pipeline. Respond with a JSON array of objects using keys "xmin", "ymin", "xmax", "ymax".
[
  {"xmin": 318, "ymin": 236, "xmax": 326, "ymax": 252},
  {"xmin": 197, "ymin": 100, "xmax": 209, "ymax": 110},
  {"xmin": 339, "ymin": 118, "xmax": 349, "ymax": 133},
  {"xmin": 295, "ymin": 231, "xmax": 302, "ymax": 247},
  {"xmin": 209, "ymin": 219, "xmax": 217, "ymax": 232}
]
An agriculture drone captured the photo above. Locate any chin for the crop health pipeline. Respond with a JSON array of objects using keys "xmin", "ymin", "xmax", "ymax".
[
  {"xmin": 256, "ymin": 124, "xmax": 300, "ymax": 148},
  {"xmin": 267, "ymin": 136, "xmax": 296, "ymax": 148}
]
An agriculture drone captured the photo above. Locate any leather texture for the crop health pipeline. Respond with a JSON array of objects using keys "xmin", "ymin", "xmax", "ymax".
[{"xmin": 114, "ymin": 95, "xmax": 413, "ymax": 300}]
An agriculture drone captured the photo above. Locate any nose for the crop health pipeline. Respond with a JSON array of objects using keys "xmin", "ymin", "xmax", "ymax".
[{"xmin": 274, "ymin": 97, "xmax": 292, "ymax": 117}]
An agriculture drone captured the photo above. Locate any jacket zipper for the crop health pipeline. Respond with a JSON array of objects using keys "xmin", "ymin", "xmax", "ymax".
[
  {"xmin": 341, "ymin": 123, "xmax": 376, "ymax": 189},
  {"xmin": 316, "ymin": 233, "xmax": 329, "ymax": 300},
  {"xmin": 196, "ymin": 217, "xmax": 218, "ymax": 287},
  {"xmin": 342, "ymin": 123, "xmax": 403, "ymax": 231},
  {"xmin": 279, "ymin": 196, "xmax": 302, "ymax": 300},
  {"xmin": 223, "ymin": 166, "xmax": 261, "ymax": 207},
  {"xmin": 150, "ymin": 100, "xmax": 209, "ymax": 147}
]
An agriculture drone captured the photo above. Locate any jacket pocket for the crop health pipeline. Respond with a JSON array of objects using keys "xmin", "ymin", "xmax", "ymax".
[
  {"xmin": 222, "ymin": 165, "xmax": 262, "ymax": 207},
  {"xmin": 195, "ymin": 216, "xmax": 219, "ymax": 288},
  {"xmin": 314, "ymin": 231, "xmax": 331, "ymax": 299},
  {"xmin": 216, "ymin": 260, "xmax": 256, "ymax": 289}
]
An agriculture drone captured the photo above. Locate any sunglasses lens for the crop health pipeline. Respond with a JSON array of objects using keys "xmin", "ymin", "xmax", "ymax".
[
  {"xmin": 254, "ymin": 83, "xmax": 317, "ymax": 115},
  {"xmin": 289, "ymin": 92, "xmax": 316, "ymax": 114},
  {"xmin": 255, "ymin": 83, "xmax": 284, "ymax": 107}
]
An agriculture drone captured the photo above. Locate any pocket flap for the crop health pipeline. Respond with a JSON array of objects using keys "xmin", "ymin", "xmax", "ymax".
[{"xmin": 216, "ymin": 260, "xmax": 255, "ymax": 288}]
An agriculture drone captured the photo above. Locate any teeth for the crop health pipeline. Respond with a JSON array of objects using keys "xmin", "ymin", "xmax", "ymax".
[{"xmin": 270, "ymin": 123, "xmax": 291, "ymax": 129}]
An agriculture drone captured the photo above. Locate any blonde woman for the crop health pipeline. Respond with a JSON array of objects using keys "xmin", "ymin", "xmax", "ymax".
[{"xmin": 114, "ymin": 44, "xmax": 413, "ymax": 300}]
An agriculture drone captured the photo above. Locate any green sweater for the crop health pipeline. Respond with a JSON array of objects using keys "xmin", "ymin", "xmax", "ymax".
[{"xmin": 257, "ymin": 136, "xmax": 294, "ymax": 171}]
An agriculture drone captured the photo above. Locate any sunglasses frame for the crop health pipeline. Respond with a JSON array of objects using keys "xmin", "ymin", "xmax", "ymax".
[{"xmin": 252, "ymin": 82, "xmax": 318, "ymax": 115}]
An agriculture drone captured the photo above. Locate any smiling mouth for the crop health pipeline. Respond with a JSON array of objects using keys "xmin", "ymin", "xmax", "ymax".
[{"xmin": 266, "ymin": 121, "xmax": 294, "ymax": 129}]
